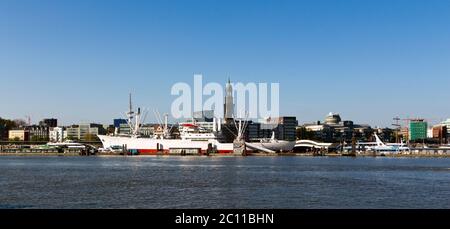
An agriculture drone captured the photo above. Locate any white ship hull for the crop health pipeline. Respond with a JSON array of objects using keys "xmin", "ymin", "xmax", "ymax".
[
  {"xmin": 98, "ymin": 135, "xmax": 295, "ymax": 155},
  {"xmin": 98, "ymin": 135, "xmax": 234, "ymax": 154},
  {"xmin": 248, "ymin": 141, "xmax": 296, "ymax": 152}
]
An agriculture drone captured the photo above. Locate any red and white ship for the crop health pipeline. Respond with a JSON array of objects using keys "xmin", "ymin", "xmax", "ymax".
[
  {"xmin": 98, "ymin": 92, "xmax": 295, "ymax": 155},
  {"xmin": 98, "ymin": 122, "xmax": 234, "ymax": 155}
]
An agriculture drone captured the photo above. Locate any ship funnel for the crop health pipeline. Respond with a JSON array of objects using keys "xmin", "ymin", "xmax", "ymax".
[{"xmin": 213, "ymin": 118, "xmax": 217, "ymax": 132}]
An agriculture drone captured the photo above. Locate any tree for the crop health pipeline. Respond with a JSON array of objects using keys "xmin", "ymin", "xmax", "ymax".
[
  {"xmin": 31, "ymin": 135, "xmax": 48, "ymax": 142},
  {"xmin": 1, "ymin": 117, "xmax": 20, "ymax": 140},
  {"xmin": 13, "ymin": 119, "xmax": 27, "ymax": 127},
  {"xmin": 65, "ymin": 136, "xmax": 78, "ymax": 141},
  {"xmin": 296, "ymin": 127, "xmax": 316, "ymax": 140},
  {"xmin": 84, "ymin": 133, "xmax": 99, "ymax": 142},
  {"xmin": 0, "ymin": 117, "xmax": 18, "ymax": 131}
]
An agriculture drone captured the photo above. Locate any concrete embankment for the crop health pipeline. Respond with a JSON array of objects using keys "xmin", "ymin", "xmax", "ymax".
[
  {"xmin": 1, "ymin": 151, "xmax": 449, "ymax": 157},
  {"xmin": 0, "ymin": 152, "xmax": 81, "ymax": 156}
]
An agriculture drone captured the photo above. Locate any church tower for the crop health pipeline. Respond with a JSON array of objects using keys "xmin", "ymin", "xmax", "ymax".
[{"xmin": 224, "ymin": 78, "xmax": 234, "ymax": 122}]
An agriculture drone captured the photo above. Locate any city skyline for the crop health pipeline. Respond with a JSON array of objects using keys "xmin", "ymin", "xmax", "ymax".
[{"xmin": 1, "ymin": 0, "xmax": 450, "ymax": 127}]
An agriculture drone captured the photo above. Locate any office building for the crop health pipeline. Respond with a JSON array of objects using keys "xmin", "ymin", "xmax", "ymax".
[
  {"xmin": 8, "ymin": 129, "xmax": 30, "ymax": 141},
  {"xmin": 118, "ymin": 123, "xmax": 131, "ymax": 135},
  {"xmin": 27, "ymin": 125, "xmax": 50, "ymax": 141},
  {"xmin": 39, "ymin": 118, "xmax": 57, "ymax": 128},
  {"xmin": 49, "ymin": 127, "xmax": 65, "ymax": 142},
  {"xmin": 113, "ymin": 119, "xmax": 127, "ymax": 128},
  {"xmin": 400, "ymin": 127, "xmax": 409, "ymax": 141},
  {"xmin": 66, "ymin": 123, "xmax": 105, "ymax": 141},
  {"xmin": 272, "ymin": 117, "xmax": 298, "ymax": 141},
  {"xmin": 246, "ymin": 117, "xmax": 298, "ymax": 141},
  {"xmin": 432, "ymin": 125, "xmax": 447, "ymax": 144},
  {"xmin": 409, "ymin": 119, "xmax": 428, "ymax": 141},
  {"xmin": 440, "ymin": 118, "xmax": 450, "ymax": 137},
  {"xmin": 300, "ymin": 113, "xmax": 372, "ymax": 143}
]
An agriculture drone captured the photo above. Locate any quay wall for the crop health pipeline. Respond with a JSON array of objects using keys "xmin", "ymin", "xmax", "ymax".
[{"xmin": 1, "ymin": 151, "xmax": 449, "ymax": 157}]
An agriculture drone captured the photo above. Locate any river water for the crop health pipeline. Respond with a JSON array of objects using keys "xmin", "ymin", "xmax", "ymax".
[{"xmin": 0, "ymin": 156, "xmax": 449, "ymax": 208}]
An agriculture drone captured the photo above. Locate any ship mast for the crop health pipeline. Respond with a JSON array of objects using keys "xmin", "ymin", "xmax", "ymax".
[
  {"xmin": 125, "ymin": 93, "xmax": 143, "ymax": 138},
  {"xmin": 126, "ymin": 93, "xmax": 135, "ymax": 136}
]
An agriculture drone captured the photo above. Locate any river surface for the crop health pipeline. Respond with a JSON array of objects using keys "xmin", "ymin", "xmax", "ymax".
[{"xmin": 0, "ymin": 156, "xmax": 449, "ymax": 209}]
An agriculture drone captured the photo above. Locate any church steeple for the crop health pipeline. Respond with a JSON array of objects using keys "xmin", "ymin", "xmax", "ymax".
[{"xmin": 224, "ymin": 78, "xmax": 234, "ymax": 120}]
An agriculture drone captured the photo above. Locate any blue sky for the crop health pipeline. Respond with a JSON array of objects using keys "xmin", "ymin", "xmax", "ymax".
[{"xmin": 1, "ymin": 0, "xmax": 450, "ymax": 127}]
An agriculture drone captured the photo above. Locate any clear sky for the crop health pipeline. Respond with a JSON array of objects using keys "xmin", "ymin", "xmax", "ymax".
[{"xmin": 1, "ymin": 0, "xmax": 450, "ymax": 127}]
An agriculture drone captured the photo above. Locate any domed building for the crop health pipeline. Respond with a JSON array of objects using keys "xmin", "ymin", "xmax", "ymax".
[{"xmin": 325, "ymin": 112, "xmax": 341, "ymax": 125}]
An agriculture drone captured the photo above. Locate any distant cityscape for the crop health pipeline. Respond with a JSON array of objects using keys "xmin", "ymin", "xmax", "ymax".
[{"xmin": 1, "ymin": 112, "xmax": 449, "ymax": 146}]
